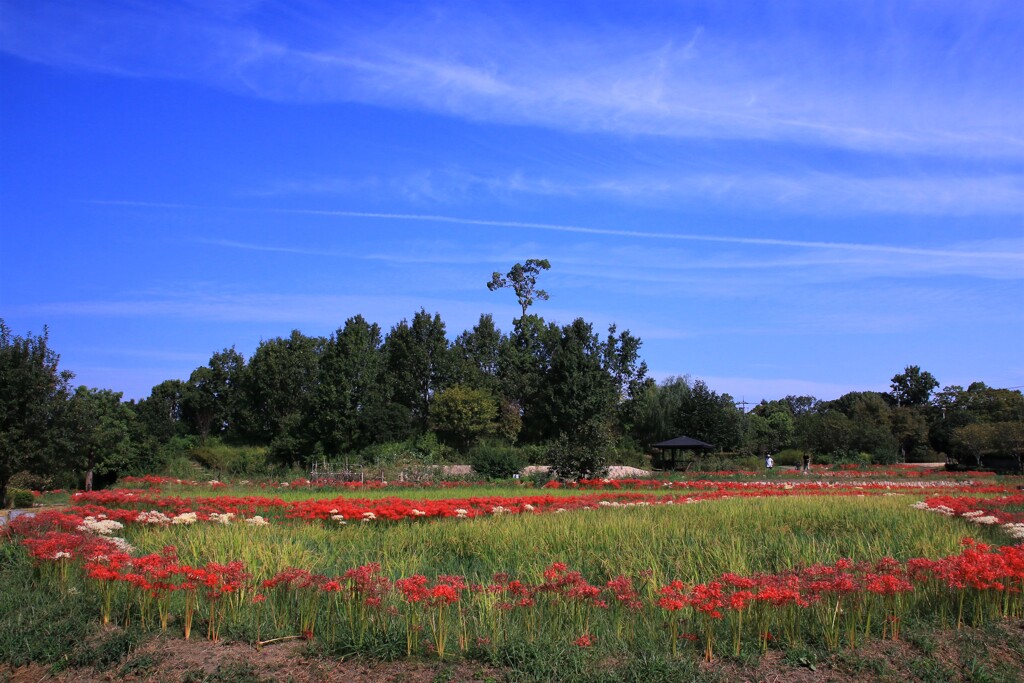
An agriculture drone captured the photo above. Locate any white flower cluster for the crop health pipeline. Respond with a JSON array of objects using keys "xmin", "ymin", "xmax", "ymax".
[
  {"xmin": 361, "ymin": 512, "xmax": 376, "ymax": 522},
  {"xmin": 331, "ymin": 514, "xmax": 347, "ymax": 525},
  {"xmin": 171, "ymin": 512, "xmax": 198, "ymax": 525},
  {"xmin": 135, "ymin": 510, "xmax": 172, "ymax": 524},
  {"xmin": 454, "ymin": 508, "xmax": 469, "ymax": 518},
  {"xmin": 597, "ymin": 500, "xmax": 651, "ymax": 508},
  {"xmin": 911, "ymin": 502, "xmax": 956, "ymax": 516},
  {"xmin": 490, "ymin": 506, "xmax": 509, "ymax": 515},
  {"xmin": 209, "ymin": 512, "xmax": 235, "ymax": 525},
  {"xmin": 208, "ymin": 480, "xmax": 221, "ymax": 486},
  {"xmin": 245, "ymin": 515, "xmax": 270, "ymax": 527},
  {"xmin": 77, "ymin": 516, "xmax": 124, "ymax": 536},
  {"xmin": 969, "ymin": 515, "xmax": 1000, "ymax": 525},
  {"xmin": 1002, "ymin": 523, "xmax": 1024, "ymax": 539},
  {"xmin": 107, "ymin": 537, "xmax": 135, "ymax": 554},
  {"xmin": 912, "ymin": 501, "xmax": 1012, "ymax": 530},
  {"xmin": 523, "ymin": 504, "xmax": 535, "ymax": 512},
  {"xmin": 409, "ymin": 509, "xmax": 426, "ymax": 517}
]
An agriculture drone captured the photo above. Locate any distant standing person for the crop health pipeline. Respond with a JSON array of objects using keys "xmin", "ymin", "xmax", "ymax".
[
  {"xmin": 765, "ymin": 454, "xmax": 774, "ymax": 470},
  {"xmin": 802, "ymin": 453, "xmax": 810, "ymax": 473}
]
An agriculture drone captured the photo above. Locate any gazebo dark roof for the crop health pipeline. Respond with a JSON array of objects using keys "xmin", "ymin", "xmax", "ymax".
[{"xmin": 650, "ymin": 436, "xmax": 715, "ymax": 449}]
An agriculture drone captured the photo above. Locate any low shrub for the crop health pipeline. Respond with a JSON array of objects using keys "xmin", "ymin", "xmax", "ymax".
[
  {"xmin": 193, "ymin": 441, "xmax": 270, "ymax": 475},
  {"xmin": 8, "ymin": 471, "xmax": 53, "ymax": 491},
  {"xmin": 469, "ymin": 442, "xmax": 529, "ymax": 479},
  {"xmin": 610, "ymin": 436, "xmax": 650, "ymax": 469},
  {"xmin": 815, "ymin": 450, "xmax": 873, "ymax": 467},
  {"xmin": 775, "ymin": 449, "xmax": 805, "ymax": 467},
  {"xmin": 8, "ymin": 488, "xmax": 35, "ymax": 509},
  {"xmin": 548, "ymin": 420, "xmax": 612, "ymax": 480}
]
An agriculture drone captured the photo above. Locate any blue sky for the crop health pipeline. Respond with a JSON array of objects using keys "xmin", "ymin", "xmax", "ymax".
[{"xmin": 1, "ymin": 0, "xmax": 1022, "ymax": 403}]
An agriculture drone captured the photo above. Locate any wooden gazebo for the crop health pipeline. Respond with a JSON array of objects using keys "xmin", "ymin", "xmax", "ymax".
[{"xmin": 650, "ymin": 435, "xmax": 715, "ymax": 471}]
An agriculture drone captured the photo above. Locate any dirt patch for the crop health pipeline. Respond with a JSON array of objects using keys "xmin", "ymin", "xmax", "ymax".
[
  {"xmin": 4, "ymin": 622, "xmax": 1024, "ymax": 683},
  {"xmin": 0, "ymin": 638, "xmax": 504, "ymax": 683}
]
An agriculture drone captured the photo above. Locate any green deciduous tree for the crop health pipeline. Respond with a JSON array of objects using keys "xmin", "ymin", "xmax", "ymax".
[
  {"xmin": 63, "ymin": 387, "xmax": 135, "ymax": 491},
  {"xmin": 451, "ymin": 314, "xmax": 505, "ymax": 392},
  {"xmin": 548, "ymin": 417, "xmax": 612, "ymax": 480},
  {"xmin": 796, "ymin": 411, "xmax": 853, "ymax": 459},
  {"xmin": 953, "ymin": 422, "xmax": 994, "ymax": 469},
  {"xmin": 890, "ymin": 365, "xmax": 939, "ymax": 407},
  {"xmin": 891, "ymin": 406, "xmax": 932, "ymax": 462},
  {"xmin": 498, "ymin": 314, "xmax": 559, "ymax": 441},
  {"xmin": 601, "ymin": 324, "xmax": 649, "ymax": 402},
  {"xmin": 0, "ymin": 321, "xmax": 72, "ymax": 506},
  {"xmin": 537, "ymin": 318, "xmax": 618, "ymax": 440},
  {"xmin": 241, "ymin": 330, "xmax": 323, "ymax": 462},
  {"xmin": 134, "ymin": 379, "xmax": 186, "ymax": 442},
  {"xmin": 314, "ymin": 315, "xmax": 388, "ymax": 453},
  {"xmin": 182, "ymin": 348, "xmax": 246, "ymax": 441},
  {"xmin": 383, "ymin": 310, "xmax": 452, "ymax": 426},
  {"xmin": 487, "ymin": 259, "xmax": 551, "ymax": 317},
  {"xmin": 629, "ymin": 376, "xmax": 743, "ymax": 454},
  {"xmin": 746, "ymin": 410, "xmax": 795, "ymax": 456},
  {"xmin": 992, "ymin": 421, "xmax": 1024, "ymax": 474},
  {"xmin": 429, "ymin": 385, "xmax": 499, "ymax": 452}
]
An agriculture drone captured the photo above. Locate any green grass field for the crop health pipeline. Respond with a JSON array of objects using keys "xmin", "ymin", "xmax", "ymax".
[{"xmin": 4, "ymin": 478, "xmax": 1023, "ymax": 682}]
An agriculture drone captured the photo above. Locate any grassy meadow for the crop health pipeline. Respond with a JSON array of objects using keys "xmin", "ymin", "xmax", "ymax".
[
  {"xmin": 127, "ymin": 494, "xmax": 1002, "ymax": 582},
  {"xmin": 3, "ymin": 475, "xmax": 1024, "ymax": 682}
]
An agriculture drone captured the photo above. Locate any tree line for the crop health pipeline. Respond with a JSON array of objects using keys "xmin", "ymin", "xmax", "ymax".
[{"xmin": 2, "ymin": 263, "xmax": 1023, "ymax": 501}]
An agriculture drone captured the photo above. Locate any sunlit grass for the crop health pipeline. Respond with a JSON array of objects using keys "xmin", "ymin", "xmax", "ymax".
[{"xmin": 126, "ymin": 495, "xmax": 1007, "ymax": 584}]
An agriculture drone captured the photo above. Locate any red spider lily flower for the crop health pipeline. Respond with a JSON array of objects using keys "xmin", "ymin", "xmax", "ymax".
[{"xmin": 574, "ymin": 634, "xmax": 595, "ymax": 647}]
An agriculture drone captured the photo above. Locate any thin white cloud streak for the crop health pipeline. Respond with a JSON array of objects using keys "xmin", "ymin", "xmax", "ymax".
[
  {"xmin": 98, "ymin": 200, "xmax": 1024, "ymax": 287},
  {"xmin": 259, "ymin": 208, "xmax": 1024, "ymax": 261},
  {"xmin": 94, "ymin": 200, "xmax": 1022, "ymax": 261},
  {"xmin": 261, "ymin": 169, "xmax": 1024, "ymax": 216},
  {"xmin": 3, "ymin": 2, "xmax": 1021, "ymax": 157}
]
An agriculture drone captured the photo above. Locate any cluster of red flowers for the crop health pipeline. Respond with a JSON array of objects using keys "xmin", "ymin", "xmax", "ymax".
[
  {"xmin": 77, "ymin": 541, "xmax": 248, "ymax": 600},
  {"xmin": 63, "ymin": 480, "xmax": 1020, "ymax": 533},
  {"xmin": 916, "ymin": 494, "xmax": 1024, "ymax": 525},
  {"xmin": 565, "ymin": 476, "xmax": 1009, "ymax": 491},
  {"xmin": 119, "ymin": 475, "xmax": 489, "ymax": 491}
]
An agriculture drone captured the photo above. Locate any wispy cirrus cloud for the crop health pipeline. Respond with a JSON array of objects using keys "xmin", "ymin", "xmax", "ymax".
[
  {"xmin": 257, "ymin": 168, "xmax": 1024, "ymax": 216},
  {"xmin": 3, "ymin": 1, "xmax": 1021, "ymax": 157},
  {"xmin": 231, "ymin": 207, "xmax": 1024, "ymax": 262},
  {"xmin": 94, "ymin": 200, "xmax": 1024, "ymax": 280}
]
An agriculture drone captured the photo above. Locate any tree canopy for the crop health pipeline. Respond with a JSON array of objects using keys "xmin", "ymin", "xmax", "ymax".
[{"xmin": 487, "ymin": 259, "xmax": 551, "ymax": 318}]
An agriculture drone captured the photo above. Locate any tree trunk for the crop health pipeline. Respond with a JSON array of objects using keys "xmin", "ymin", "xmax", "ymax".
[{"xmin": 85, "ymin": 452, "xmax": 96, "ymax": 492}]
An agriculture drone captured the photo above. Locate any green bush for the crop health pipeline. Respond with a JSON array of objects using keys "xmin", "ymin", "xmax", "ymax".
[
  {"xmin": 548, "ymin": 420, "xmax": 612, "ymax": 480},
  {"xmin": 775, "ymin": 449, "xmax": 805, "ymax": 467},
  {"xmin": 8, "ymin": 471, "xmax": 52, "ymax": 491},
  {"xmin": 734, "ymin": 455, "xmax": 763, "ymax": 471},
  {"xmin": 362, "ymin": 434, "xmax": 458, "ymax": 468},
  {"xmin": 610, "ymin": 436, "xmax": 650, "ymax": 469},
  {"xmin": 8, "ymin": 488, "xmax": 35, "ymax": 509},
  {"xmin": 469, "ymin": 442, "xmax": 529, "ymax": 479},
  {"xmin": 816, "ymin": 450, "xmax": 873, "ymax": 466},
  {"xmin": 192, "ymin": 440, "xmax": 269, "ymax": 475}
]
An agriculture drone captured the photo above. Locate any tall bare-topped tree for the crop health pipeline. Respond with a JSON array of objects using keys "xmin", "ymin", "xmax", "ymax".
[{"xmin": 487, "ymin": 259, "xmax": 551, "ymax": 318}]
